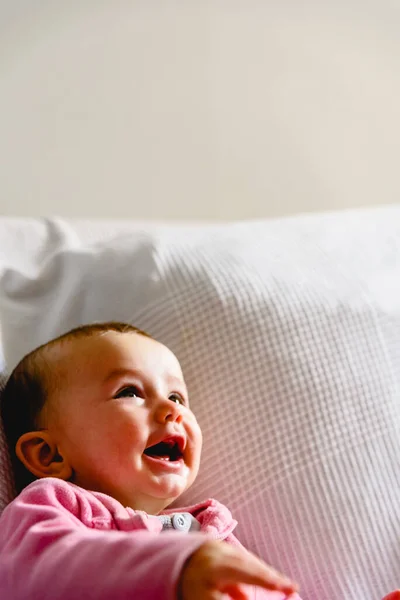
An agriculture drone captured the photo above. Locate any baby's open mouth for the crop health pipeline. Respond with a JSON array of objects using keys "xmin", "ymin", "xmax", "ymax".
[{"xmin": 143, "ymin": 440, "xmax": 183, "ymax": 462}]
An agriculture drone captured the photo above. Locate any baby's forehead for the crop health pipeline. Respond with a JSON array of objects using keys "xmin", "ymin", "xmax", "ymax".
[{"xmin": 44, "ymin": 331, "xmax": 184, "ymax": 382}]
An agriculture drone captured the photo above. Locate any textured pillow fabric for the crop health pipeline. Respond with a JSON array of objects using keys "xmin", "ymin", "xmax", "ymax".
[{"xmin": 1, "ymin": 209, "xmax": 400, "ymax": 600}]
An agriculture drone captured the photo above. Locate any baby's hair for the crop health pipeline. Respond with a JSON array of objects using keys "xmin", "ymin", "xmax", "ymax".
[{"xmin": 0, "ymin": 321, "xmax": 151, "ymax": 494}]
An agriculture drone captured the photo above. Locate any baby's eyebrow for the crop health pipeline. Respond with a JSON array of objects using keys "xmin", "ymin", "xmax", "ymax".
[
  {"xmin": 166, "ymin": 374, "xmax": 187, "ymax": 389},
  {"xmin": 102, "ymin": 368, "xmax": 143, "ymax": 385},
  {"xmin": 102, "ymin": 368, "xmax": 186, "ymax": 391}
]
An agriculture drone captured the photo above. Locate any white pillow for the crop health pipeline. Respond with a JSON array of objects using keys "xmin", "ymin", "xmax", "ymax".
[{"xmin": 1, "ymin": 209, "xmax": 400, "ymax": 600}]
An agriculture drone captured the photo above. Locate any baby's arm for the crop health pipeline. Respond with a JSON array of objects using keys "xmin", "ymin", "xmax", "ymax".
[
  {"xmin": 0, "ymin": 480, "xmax": 207, "ymax": 600},
  {"xmin": 0, "ymin": 478, "xmax": 300, "ymax": 600}
]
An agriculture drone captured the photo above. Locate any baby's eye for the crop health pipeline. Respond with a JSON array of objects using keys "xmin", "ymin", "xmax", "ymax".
[
  {"xmin": 168, "ymin": 392, "xmax": 186, "ymax": 405},
  {"xmin": 115, "ymin": 386, "xmax": 143, "ymax": 399}
]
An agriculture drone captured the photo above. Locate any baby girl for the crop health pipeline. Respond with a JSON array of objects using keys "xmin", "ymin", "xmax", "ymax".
[
  {"xmin": 0, "ymin": 321, "xmax": 300, "ymax": 600},
  {"xmin": 0, "ymin": 322, "xmax": 398, "ymax": 600}
]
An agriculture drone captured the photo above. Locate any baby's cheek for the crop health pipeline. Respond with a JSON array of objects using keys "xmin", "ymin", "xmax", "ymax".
[{"xmin": 109, "ymin": 419, "xmax": 144, "ymax": 457}]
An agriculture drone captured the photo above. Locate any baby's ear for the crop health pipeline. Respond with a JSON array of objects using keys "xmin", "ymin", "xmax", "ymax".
[{"xmin": 16, "ymin": 431, "xmax": 72, "ymax": 481}]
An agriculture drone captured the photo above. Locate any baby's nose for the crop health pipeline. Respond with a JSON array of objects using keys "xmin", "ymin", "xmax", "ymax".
[{"xmin": 154, "ymin": 399, "xmax": 183, "ymax": 424}]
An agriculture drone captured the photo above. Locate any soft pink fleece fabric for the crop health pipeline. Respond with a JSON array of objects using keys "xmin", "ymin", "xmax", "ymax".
[{"xmin": 0, "ymin": 478, "xmax": 301, "ymax": 600}]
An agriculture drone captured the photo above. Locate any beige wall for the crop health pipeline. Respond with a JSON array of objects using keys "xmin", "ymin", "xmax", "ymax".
[{"xmin": 0, "ymin": 1, "xmax": 399, "ymax": 221}]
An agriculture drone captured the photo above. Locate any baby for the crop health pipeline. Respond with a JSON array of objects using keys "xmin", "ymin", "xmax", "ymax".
[
  {"xmin": 0, "ymin": 322, "xmax": 398, "ymax": 600},
  {"xmin": 0, "ymin": 321, "xmax": 300, "ymax": 600}
]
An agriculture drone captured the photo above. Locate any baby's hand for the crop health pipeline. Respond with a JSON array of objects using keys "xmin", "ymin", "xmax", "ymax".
[{"xmin": 178, "ymin": 540, "xmax": 299, "ymax": 599}]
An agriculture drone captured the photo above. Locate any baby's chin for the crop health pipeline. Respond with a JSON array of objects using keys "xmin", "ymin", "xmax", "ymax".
[
  {"xmin": 151, "ymin": 474, "xmax": 190, "ymax": 499},
  {"xmin": 147, "ymin": 477, "xmax": 196, "ymax": 509}
]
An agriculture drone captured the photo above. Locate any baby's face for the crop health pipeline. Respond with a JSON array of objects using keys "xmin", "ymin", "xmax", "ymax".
[{"xmin": 42, "ymin": 331, "xmax": 202, "ymax": 514}]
